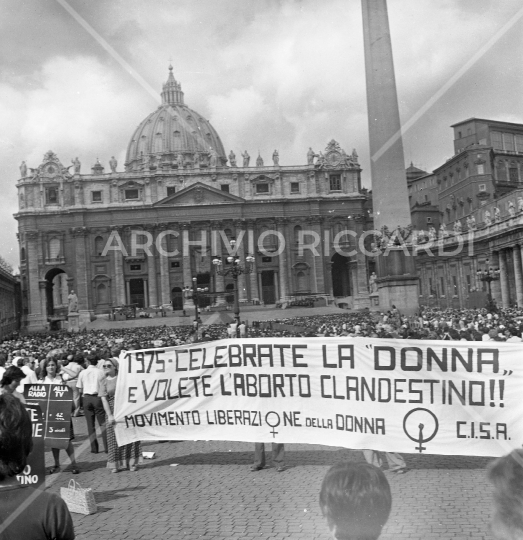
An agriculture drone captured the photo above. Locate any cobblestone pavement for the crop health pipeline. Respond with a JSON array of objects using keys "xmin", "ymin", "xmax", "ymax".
[{"xmin": 42, "ymin": 417, "xmax": 495, "ymax": 540}]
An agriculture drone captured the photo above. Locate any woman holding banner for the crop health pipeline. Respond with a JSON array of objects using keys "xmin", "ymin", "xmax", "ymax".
[
  {"xmin": 40, "ymin": 358, "xmax": 79, "ymax": 475},
  {"xmin": 100, "ymin": 358, "xmax": 142, "ymax": 473}
]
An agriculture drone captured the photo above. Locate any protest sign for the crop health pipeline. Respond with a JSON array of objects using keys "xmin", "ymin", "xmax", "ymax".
[
  {"xmin": 24, "ymin": 384, "xmax": 72, "ymax": 449},
  {"xmin": 113, "ymin": 337, "xmax": 523, "ymax": 457},
  {"xmin": 16, "ymin": 404, "xmax": 46, "ymax": 489}
]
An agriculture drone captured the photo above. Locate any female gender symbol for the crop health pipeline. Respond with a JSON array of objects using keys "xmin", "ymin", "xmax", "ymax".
[
  {"xmin": 265, "ymin": 412, "xmax": 281, "ymax": 438},
  {"xmin": 403, "ymin": 408, "xmax": 439, "ymax": 453}
]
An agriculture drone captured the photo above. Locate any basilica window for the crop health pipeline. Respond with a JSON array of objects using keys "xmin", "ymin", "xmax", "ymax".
[
  {"xmin": 220, "ymin": 185, "xmax": 230, "ymax": 193},
  {"xmin": 46, "ymin": 187, "xmax": 58, "ymax": 204},
  {"xmin": 516, "ymin": 135, "xmax": 523, "ymax": 153},
  {"xmin": 48, "ymin": 237, "xmax": 61, "ymax": 260},
  {"xmin": 94, "ymin": 236, "xmax": 105, "ymax": 256},
  {"xmin": 477, "ymin": 163, "xmax": 485, "ymax": 175},
  {"xmin": 329, "ymin": 175, "xmax": 342, "ymax": 191},
  {"xmin": 167, "ymin": 186, "xmax": 176, "ymax": 197},
  {"xmin": 290, "ymin": 182, "xmax": 300, "ymax": 194},
  {"xmin": 91, "ymin": 191, "xmax": 102, "ymax": 203},
  {"xmin": 256, "ymin": 183, "xmax": 269, "ymax": 194},
  {"xmin": 509, "ymin": 167, "xmax": 519, "ymax": 183},
  {"xmin": 125, "ymin": 189, "xmax": 139, "ymax": 200}
]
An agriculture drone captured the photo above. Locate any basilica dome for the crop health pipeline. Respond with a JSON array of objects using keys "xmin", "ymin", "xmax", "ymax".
[{"xmin": 125, "ymin": 66, "xmax": 227, "ymax": 170}]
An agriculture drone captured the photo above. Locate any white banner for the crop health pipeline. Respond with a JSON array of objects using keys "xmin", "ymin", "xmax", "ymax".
[{"xmin": 114, "ymin": 337, "xmax": 523, "ymax": 457}]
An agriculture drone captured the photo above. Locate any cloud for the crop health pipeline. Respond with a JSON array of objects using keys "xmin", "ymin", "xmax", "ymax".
[{"xmin": 0, "ymin": 55, "xmax": 150, "ymax": 268}]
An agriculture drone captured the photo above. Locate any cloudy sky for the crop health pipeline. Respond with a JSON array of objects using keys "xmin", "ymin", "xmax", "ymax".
[{"xmin": 1, "ymin": 0, "xmax": 522, "ymax": 269}]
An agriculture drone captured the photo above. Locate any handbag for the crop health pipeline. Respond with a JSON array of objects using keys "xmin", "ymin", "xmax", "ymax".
[{"xmin": 60, "ymin": 479, "xmax": 97, "ymax": 515}]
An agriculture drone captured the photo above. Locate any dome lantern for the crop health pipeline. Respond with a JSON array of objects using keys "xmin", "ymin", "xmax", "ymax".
[{"xmin": 161, "ymin": 65, "xmax": 184, "ymax": 106}]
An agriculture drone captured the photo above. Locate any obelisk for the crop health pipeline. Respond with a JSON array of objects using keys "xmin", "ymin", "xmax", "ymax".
[{"xmin": 361, "ymin": 0, "xmax": 418, "ymax": 312}]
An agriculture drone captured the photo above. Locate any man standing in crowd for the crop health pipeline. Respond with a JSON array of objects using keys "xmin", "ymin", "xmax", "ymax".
[
  {"xmin": 77, "ymin": 354, "xmax": 107, "ymax": 454},
  {"xmin": 363, "ymin": 449, "xmax": 407, "ymax": 474},
  {"xmin": 251, "ymin": 443, "xmax": 285, "ymax": 472}
]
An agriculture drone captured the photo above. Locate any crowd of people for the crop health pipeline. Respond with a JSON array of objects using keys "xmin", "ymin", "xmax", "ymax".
[{"xmin": 0, "ymin": 305, "xmax": 522, "ymax": 539}]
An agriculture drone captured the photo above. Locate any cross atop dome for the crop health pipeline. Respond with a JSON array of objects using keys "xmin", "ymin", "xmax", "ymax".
[{"xmin": 161, "ymin": 65, "xmax": 184, "ymax": 106}]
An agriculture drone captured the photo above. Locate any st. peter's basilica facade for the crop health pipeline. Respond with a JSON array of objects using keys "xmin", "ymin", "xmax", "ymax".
[{"xmin": 16, "ymin": 67, "xmax": 372, "ymax": 331}]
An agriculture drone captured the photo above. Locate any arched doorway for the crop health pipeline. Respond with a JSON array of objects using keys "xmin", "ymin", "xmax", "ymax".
[
  {"xmin": 171, "ymin": 287, "xmax": 183, "ymax": 310},
  {"xmin": 129, "ymin": 278, "xmax": 145, "ymax": 308},
  {"xmin": 331, "ymin": 253, "xmax": 351, "ymax": 297},
  {"xmin": 261, "ymin": 270, "xmax": 276, "ymax": 304},
  {"xmin": 44, "ymin": 268, "xmax": 69, "ymax": 328}
]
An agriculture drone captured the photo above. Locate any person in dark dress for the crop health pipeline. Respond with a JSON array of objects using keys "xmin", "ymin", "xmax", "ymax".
[{"xmin": 0, "ymin": 394, "xmax": 75, "ymax": 539}]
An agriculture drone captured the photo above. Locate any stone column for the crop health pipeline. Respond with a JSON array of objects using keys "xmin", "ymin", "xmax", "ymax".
[
  {"xmin": 490, "ymin": 252, "xmax": 502, "ymax": 306},
  {"xmin": 234, "ymin": 220, "xmax": 248, "ymax": 302},
  {"xmin": 181, "ymin": 223, "xmax": 193, "ymax": 309},
  {"xmin": 146, "ymin": 225, "xmax": 158, "ymax": 307},
  {"xmin": 276, "ymin": 218, "xmax": 289, "ymax": 300},
  {"xmin": 71, "ymin": 227, "xmax": 92, "ymax": 324},
  {"xmin": 111, "ymin": 227, "xmax": 126, "ymax": 305},
  {"xmin": 499, "ymin": 249, "xmax": 510, "ymax": 308},
  {"xmin": 39, "ymin": 281, "xmax": 48, "ymax": 329},
  {"xmin": 306, "ymin": 216, "xmax": 325, "ymax": 293},
  {"xmin": 211, "ymin": 221, "xmax": 225, "ymax": 305},
  {"xmin": 246, "ymin": 220, "xmax": 260, "ymax": 302},
  {"xmin": 158, "ymin": 225, "xmax": 171, "ymax": 306},
  {"xmin": 25, "ymin": 231, "xmax": 46, "ymax": 329},
  {"xmin": 512, "ymin": 246, "xmax": 523, "ymax": 307}
]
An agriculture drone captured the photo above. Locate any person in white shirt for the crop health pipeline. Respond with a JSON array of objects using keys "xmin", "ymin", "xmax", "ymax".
[
  {"xmin": 238, "ymin": 322, "xmax": 247, "ymax": 338},
  {"xmin": 61, "ymin": 355, "xmax": 84, "ymax": 416},
  {"xmin": 0, "ymin": 353, "xmax": 7, "ymax": 382},
  {"xmin": 77, "ymin": 355, "xmax": 107, "ymax": 454}
]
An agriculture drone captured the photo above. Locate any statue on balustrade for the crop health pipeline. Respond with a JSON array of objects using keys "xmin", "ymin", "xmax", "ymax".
[
  {"xmin": 71, "ymin": 157, "xmax": 81, "ymax": 174},
  {"xmin": 368, "ymin": 272, "xmax": 378, "ymax": 294},
  {"xmin": 20, "ymin": 161, "xmax": 27, "ymax": 178},
  {"xmin": 229, "ymin": 150, "xmax": 237, "ymax": 167},
  {"xmin": 494, "ymin": 207, "xmax": 501, "ymax": 223},
  {"xmin": 307, "ymin": 147, "xmax": 317, "ymax": 165},
  {"xmin": 484, "ymin": 210, "xmax": 492, "ymax": 226},
  {"xmin": 272, "ymin": 150, "xmax": 279, "ymax": 166},
  {"xmin": 68, "ymin": 290, "xmax": 79, "ymax": 314},
  {"xmin": 508, "ymin": 201, "xmax": 516, "ymax": 217},
  {"xmin": 109, "ymin": 156, "xmax": 117, "ymax": 173},
  {"xmin": 256, "ymin": 154, "xmax": 264, "ymax": 167},
  {"xmin": 241, "ymin": 151, "xmax": 250, "ymax": 167}
]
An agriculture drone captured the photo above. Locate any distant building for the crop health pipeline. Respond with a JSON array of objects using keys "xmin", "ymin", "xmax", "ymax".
[
  {"xmin": 407, "ymin": 164, "xmax": 440, "ymax": 233},
  {"xmin": 0, "ymin": 261, "xmax": 20, "ymax": 339},
  {"xmin": 416, "ymin": 118, "xmax": 523, "ymax": 309}
]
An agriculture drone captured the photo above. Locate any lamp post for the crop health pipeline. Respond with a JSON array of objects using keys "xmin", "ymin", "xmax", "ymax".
[
  {"xmin": 213, "ymin": 239, "xmax": 255, "ymax": 325},
  {"xmin": 184, "ymin": 277, "xmax": 208, "ymax": 340},
  {"xmin": 476, "ymin": 258, "xmax": 500, "ymax": 312}
]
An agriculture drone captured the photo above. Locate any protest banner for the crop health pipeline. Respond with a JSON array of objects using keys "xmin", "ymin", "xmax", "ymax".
[
  {"xmin": 24, "ymin": 384, "xmax": 72, "ymax": 449},
  {"xmin": 113, "ymin": 337, "xmax": 523, "ymax": 457},
  {"xmin": 16, "ymin": 404, "xmax": 46, "ymax": 489}
]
